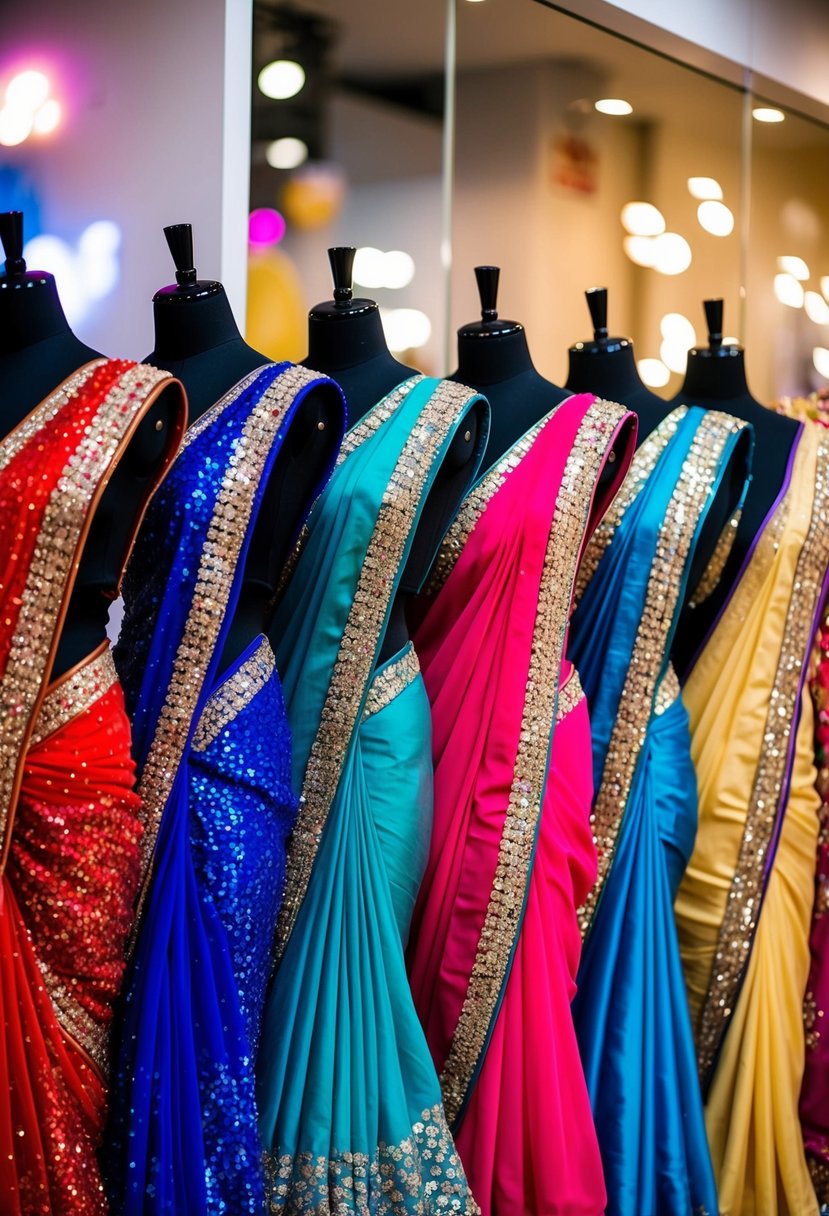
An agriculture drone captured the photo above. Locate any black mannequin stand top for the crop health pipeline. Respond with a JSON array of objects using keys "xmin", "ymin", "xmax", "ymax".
[
  {"xmin": 302, "ymin": 246, "xmax": 416, "ymax": 424},
  {"xmin": 145, "ymin": 222, "xmax": 269, "ymax": 423},
  {"xmin": 449, "ymin": 265, "xmax": 567, "ymax": 474}
]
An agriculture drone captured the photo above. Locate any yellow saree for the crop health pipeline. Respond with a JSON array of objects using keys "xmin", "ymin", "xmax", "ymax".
[{"xmin": 676, "ymin": 420, "xmax": 829, "ymax": 1216}]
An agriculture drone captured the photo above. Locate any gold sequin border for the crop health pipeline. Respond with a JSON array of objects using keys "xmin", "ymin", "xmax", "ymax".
[
  {"xmin": 0, "ymin": 359, "xmax": 108, "ymax": 474},
  {"xmin": 273, "ymin": 380, "xmax": 483, "ymax": 962},
  {"xmin": 695, "ymin": 429, "xmax": 829, "ymax": 1082},
  {"xmin": 262, "ymin": 1102, "xmax": 479, "ymax": 1214},
  {"xmin": 556, "ymin": 668, "xmax": 586, "ymax": 722},
  {"xmin": 654, "ymin": 663, "xmax": 681, "ymax": 717},
  {"xmin": 192, "ymin": 636, "xmax": 276, "ymax": 752},
  {"xmin": 30, "ymin": 647, "xmax": 118, "ymax": 747},
  {"xmin": 37, "ymin": 957, "xmax": 111, "ymax": 1077},
  {"xmin": 688, "ymin": 510, "xmax": 742, "ymax": 609},
  {"xmin": 574, "ymin": 406, "xmax": 688, "ymax": 605},
  {"xmin": 438, "ymin": 398, "xmax": 628, "ymax": 1127},
  {"xmin": 363, "ymin": 644, "xmax": 421, "ymax": 722},
  {"xmin": 133, "ymin": 365, "xmax": 326, "ymax": 926},
  {"xmin": 578, "ymin": 411, "xmax": 750, "ymax": 940},
  {"xmin": 427, "ymin": 419, "xmax": 545, "ymax": 596},
  {"xmin": 0, "ymin": 363, "xmax": 173, "ymax": 870}
]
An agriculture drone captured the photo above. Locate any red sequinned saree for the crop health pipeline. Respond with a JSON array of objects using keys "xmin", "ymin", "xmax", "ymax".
[{"xmin": 0, "ymin": 360, "xmax": 184, "ymax": 1214}]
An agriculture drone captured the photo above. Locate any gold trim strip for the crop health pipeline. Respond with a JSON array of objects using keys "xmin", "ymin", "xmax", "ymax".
[
  {"xmin": 192, "ymin": 637, "xmax": 275, "ymax": 752},
  {"xmin": 30, "ymin": 648, "xmax": 118, "ymax": 747},
  {"xmin": 557, "ymin": 668, "xmax": 586, "ymax": 722},
  {"xmin": 695, "ymin": 429, "xmax": 829, "ymax": 1080},
  {"xmin": 654, "ymin": 663, "xmax": 681, "ymax": 717},
  {"xmin": 263, "ymin": 1102, "xmax": 479, "ymax": 1214},
  {"xmin": 688, "ymin": 509, "xmax": 742, "ymax": 608},
  {"xmin": 273, "ymin": 380, "xmax": 482, "ymax": 962},
  {"xmin": 0, "ymin": 359, "xmax": 107, "ymax": 474},
  {"xmin": 0, "ymin": 363, "xmax": 172, "ymax": 869},
  {"xmin": 37, "ymin": 958, "xmax": 111, "ymax": 1077},
  {"xmin": 574, "ymin": 406, "xmax": 688, "ymax": 605},
  {"xmin": 133, "ymin": 365, "xmax": 326, "ymax": 927},
  {"xmin": 578, "ymin": 411, "xmax": 750, "ymax": 939},
  {"xmin": 438, "ymin": 398, "xmax": 629, "ymax": 1126},
  {"xmin": 362, "ymin": 644, "xmax": 420, "ymax": 721}
]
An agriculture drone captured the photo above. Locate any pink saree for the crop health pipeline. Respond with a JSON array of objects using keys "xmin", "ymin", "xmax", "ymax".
[{"xmin": 406, "ymin": 392, "xmax": 636, "ymax": 1215}]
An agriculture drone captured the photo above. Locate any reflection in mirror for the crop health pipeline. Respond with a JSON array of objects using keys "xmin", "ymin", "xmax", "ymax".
[
  {"xmin": 747, "ymin": 95, "xmax": 829, "ymax": 407},
  {"xmin": 247, "ymin": 0, "xmax": 447, "ymax": 376},
  {"xmin": 452, "ymin": 0, "xmax": 745, "ymax": 400}
]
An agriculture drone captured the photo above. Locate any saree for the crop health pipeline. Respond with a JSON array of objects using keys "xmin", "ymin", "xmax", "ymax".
[
  {"xmin": 0, "ymin": 359, "xmax": 185, "ymax": 1215},
  {"xmin": 105, "ymin": 363, "xmax": 345, "ymax": 1215},
  {"xmin": 801, "ymin": 600, "xmax": 829, "ymax": 1207},
  {"xmin": 676, "ymin": 419, "xmax": 829, "ymax": 1216},
  {"xmin": 568, "ymin": 405, "xmax": 752, "ymax": 1216},
  {"xmin": 405, "ymin": 391, "xmax": 637, "ymax": 1216},
  {"xmin": 257, "ymin": 374, "xmax": 489, "ymax": 1213}
]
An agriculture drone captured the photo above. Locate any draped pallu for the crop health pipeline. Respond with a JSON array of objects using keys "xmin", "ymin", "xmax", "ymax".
[
  {"xmin": 569, "ymin": 406, "xmax": 753, "ymax": 1216},
  {"xmin": 676, "ymin": 419, "xmax": 829, "ymax": 1216},
  {"xmin": 406, "ymin": 392, "xmax": 636, "ymax": 1216},
  {"xmin": 257, "ymin": 375, "xmax": 489, "ymax": 1214},
  {"xmin": 105, "ymin": 363, "xmax": 345, "ymax": 1215},
  {"xmin": 0, "ymin": 360, "xmax": 185, "ymax": 1215}
]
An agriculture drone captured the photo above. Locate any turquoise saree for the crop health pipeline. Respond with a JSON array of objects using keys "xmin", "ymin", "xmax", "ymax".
[{"xmin": 257, "ymin": 375, "xmax": 489, "ymax": 1213}]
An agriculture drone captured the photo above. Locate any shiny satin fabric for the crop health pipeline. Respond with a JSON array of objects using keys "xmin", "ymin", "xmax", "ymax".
[
  {"xmin": 0, "ymin": 360, "xmax": 185, "ymax": 1215},
  {"xmin": 105, "ymin": 364, "xmax": 345, "ymax": 1215},
  {"xmin": 569, "ymin": 405, "xmax": 753, "ymax": 1216},
  {"xmin": 406, "ymin": 392, "xmax": 636, "ymax": 1216},
  {"xmin": 257, "ymin": 375, "xmax": 488, "ymax": 1213},
  {"xmin": 676, "ymin": 420, "xmax": 829, "ymax": 1216}
]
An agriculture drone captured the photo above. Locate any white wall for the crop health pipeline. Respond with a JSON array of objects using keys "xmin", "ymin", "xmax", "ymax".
[{"xmin": 0, "ymin": 0, "xmax": 251, "ymax": 360}]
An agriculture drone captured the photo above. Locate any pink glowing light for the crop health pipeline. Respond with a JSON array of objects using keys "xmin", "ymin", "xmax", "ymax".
[{"xmin": 249, "ymin": 208, "xmax": 287, "ymax": 247}]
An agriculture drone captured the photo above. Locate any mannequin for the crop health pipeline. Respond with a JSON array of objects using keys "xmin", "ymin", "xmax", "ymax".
[
  {"xmin": 566, "ymin": 286, "xmax": 670, "ymax": 437},
  {"xmin": 301, "ymin": 247, "xmax": 485, "ymax": 663},
  {"xmin": 670, "ymin": 298, "xmax": 799, "ymax": 668},
  {"xmin": 303, "ymin": 246, "xmax": 417, "ymax": 424},
  {"xmin": 145, "ymin": 222, "xmax": 270, "ymax": 422},
  {"xmin": 0, "ymin": 210, "xmax": 186, "ymax": 676},
  {"xmin": 566, "ymin": 287, "xmax": 751, "ymax": 618},
  {"xmin": 449, "ymin": 265, "xmax": 568, "ymax": 473},
  {"xmin": 144, "ymin": 224, "xmax": 343, "ymax": 673}
]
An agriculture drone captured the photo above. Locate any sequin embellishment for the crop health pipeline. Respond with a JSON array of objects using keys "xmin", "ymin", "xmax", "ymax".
[
  {"xmin": 695, "ymin": 429, "xmax": 829, "ymax": 1080},
  {"xmin": 193, "ymin": 637, "xmax": 275, "ymax": 752},
  {"xmin": 438, "ymin": 399, "xmax": 629, "ymax": 1126},
  {"xmin": 273, "ymin": 380, "xmax": 484, "ymax": 963},
  {"xmin": 578, "ymin": 410, "xmax": 750, "ymax": 939},
  {"xmin": 363, "ymin": 644, "xmax": 421, "ymax": 722}
]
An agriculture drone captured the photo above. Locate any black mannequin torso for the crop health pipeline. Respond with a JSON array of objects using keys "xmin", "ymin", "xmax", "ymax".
[
  {"xmin": 218, "ymin": 378, "xmax": 343, "ymax": 674},
  {"xmin": 671, "ymin": 306, "xmax": 798, "ymax": 672},
  {"xmin": 303, "ymin": 303, "xmax": 416, "ymax": 423},
  {"xmin": 0, "ymin": 211, "xmax": 185, "ymax": 677},
  {"xmin": 566, "ymin": 289, "xmax": 750, "ymax": 615},
  {"xmin": 144, "ymin": 226, "xmax": 345, "ymax": 673},
  {"xmin": 146, "ymin": 285, "xmax": 269, "ymax": 422}
]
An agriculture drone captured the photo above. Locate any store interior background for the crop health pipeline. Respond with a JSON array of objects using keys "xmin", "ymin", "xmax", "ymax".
[{"xmin": 3, "ymin": 0, "xmax": 829, "ymax": 406}]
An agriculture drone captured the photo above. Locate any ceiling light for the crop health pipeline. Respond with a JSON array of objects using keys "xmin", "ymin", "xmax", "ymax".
[
  {"xmin": 381, "ymin": 308, "xmax": 432, "ymax": 352},
  {"xmin": 814, "ymin": 347, "xmax": 829, "ymax": 379},
  {"xmin": 32, "ymin": 97, "xmax": 61, "ymax": 135},
  {"xmin": 697, "ymin": 200, "xmax": 734, "ymax": 237},
  {"xmin": 266, "ymin": 137, "xmax": 308, "ymax": 170},
  {"xmin": 621, "ymin": 201, "xmax": 665, "ymax": 237},
  {"xmin": 623, "ymin": 235, "xmax": 657, "ymax": 268},
  {"xmin": 6, "ymin": 69, "xmax": 50, "ymax": 114},
  {"xmin": 0, "ymin": 105, "xmax": 32, "ymax": 146},
  {"xmin": 687, "ymin": 177, "xmax": 723, "ymax": 201},
  {"xmin": 258, "ymin": 59, "xmax": 305, "ymax": 101},
  {"xmin": 660, "ymin": 312, "xmax": 696, "ymax": 348},
  {"xmin": 595, "ymin": 98, "xmax": 633, "ymax": 116},
  {"xmin": 805, "ymin": 291, "xmax": 829, "ymax": 324},
  {"xmin": 777, "ymin": 255, "xmax": 809, "ymax": 280},
  {"xmin": 637, "ymin": 358, "xmax": 670, "ymax": 388},
  {"xmin": 753, "ymin": 106, "xmax": 785, "ymax": 123},
  {"xmin": 774, "ymin": 273, "xmax": 805, "ymax": 308},
  {"xmin": 653, "ymin": 232, "xmax": 692, "ymax": 276}
]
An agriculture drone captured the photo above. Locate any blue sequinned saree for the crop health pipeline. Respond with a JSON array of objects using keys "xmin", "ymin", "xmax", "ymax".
[{"xmin": 105, "ymin": 363, "xmax": 345, "ymax": 1215}]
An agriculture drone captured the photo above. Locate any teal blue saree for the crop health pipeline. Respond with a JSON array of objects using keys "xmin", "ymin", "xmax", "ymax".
[{"xmin": 257, "ymin": 375, "xmax": 488, "ymax": 1213}]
